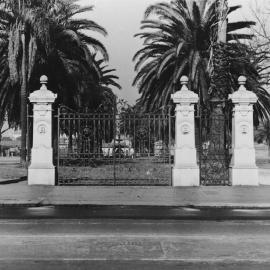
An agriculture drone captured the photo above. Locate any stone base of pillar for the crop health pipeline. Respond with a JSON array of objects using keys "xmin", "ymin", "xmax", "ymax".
[
  {"xmin": 28, "ymin": 166, "xmax": 55, "ymax": 185},
  {"xmin": 172, "ymin": 167, "xmax": 200, "ymax": 186},
  {"xmin": 230, "ymin": 166, "xmax": 259, "ymax": 186}
]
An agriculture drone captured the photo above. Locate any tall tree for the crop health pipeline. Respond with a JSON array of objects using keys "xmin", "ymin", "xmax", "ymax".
[
  {"xmin": 96, "ymin": 59, "xmax": 122, "ymax": 113},
  {"xmin": 133, "ymin": 0, "xmax": 264, "ymax": 114},
  {"xmin": 0, "ymin": 0, "xmax": 119, "ymax": 164}
]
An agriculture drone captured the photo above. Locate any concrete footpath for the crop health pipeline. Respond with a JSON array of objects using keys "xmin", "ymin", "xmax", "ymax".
[{"xmin": 1, "ymin": 182, "xmax": 270, "ymax": 208}]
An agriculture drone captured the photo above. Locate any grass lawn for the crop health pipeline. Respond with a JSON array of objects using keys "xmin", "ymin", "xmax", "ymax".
[
  {"xmin": 58, "ymin": 158, "xmax": 172, "ymax": 185},
  {"xmin": 0, "ymin": 164, "xmax": 27, "ymax": 181}
]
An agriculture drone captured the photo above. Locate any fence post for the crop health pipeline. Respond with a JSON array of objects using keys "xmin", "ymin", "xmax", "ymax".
[
  {"xmin": 229, "ymin": 76, "xmax": 259, "ymax": 185},
  {"xmin": 28, "ymin": 75, "xmax": 57, "ymax": 185},
  {"xmin": 171, "ymin": 76, "xmax": 199, "ymax": 186}
]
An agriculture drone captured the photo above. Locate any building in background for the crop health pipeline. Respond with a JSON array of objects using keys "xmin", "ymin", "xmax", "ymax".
[{"xmin": 0, "ymin": 122, "xmax": 21, "ymax": 156}]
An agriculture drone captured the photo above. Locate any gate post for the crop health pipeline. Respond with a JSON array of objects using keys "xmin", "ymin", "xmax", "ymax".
[
  {"xmin": 28, "ymin": 75, "xmax": 57, "ymax": 185},
  {"xmin": 171, "ymin": 76, "xmax": 199, "ymax": 186},
  {"xmin": 229, "ymin": 76, "xmax": 259, "ymax": 185}
]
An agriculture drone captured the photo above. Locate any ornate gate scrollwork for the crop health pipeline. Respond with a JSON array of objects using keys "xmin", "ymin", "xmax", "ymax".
[
  {"xmin": 196, "ymin": 103, "xmax": 231, "ymax": 186},
  {"xmin": 56, "ymin": 105, "xmax": 174, "ymax": 186}
]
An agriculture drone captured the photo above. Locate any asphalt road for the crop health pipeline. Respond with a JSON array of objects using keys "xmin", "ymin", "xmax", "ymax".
[
  {"xmin": 1, "ymin": 209, "xmax": 270, "ymax": 269},
  {"xmin": 2, "ymin": 205, "xmax": 270, "ymax": 220}
]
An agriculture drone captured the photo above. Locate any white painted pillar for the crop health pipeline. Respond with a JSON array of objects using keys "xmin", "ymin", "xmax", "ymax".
[
  {"xmin": 28, "ymin": 75, "xmax": 57, "ymax": 185},
  {"xmin": 229, "ymin": 76, "xmax": 259, "ymax": 185},
  {"xmin": 171, "ymin": 76, "xmax": 199, "ymax": 186}
]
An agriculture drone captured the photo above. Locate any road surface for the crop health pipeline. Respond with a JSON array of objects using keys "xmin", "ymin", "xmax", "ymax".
[{"xmin": 1, "ymin": 207, "xmax": 270, "ymax": 269}]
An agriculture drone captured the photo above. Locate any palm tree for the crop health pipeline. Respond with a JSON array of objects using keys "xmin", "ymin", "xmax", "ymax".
[
  {"xmin": 0, "ymin": 0, "xmax": 116, "ymax": 164},
  {"xmin": 92, "ymin": 58, "xmax": 122, "ymax": 113},
  {"xmin": 133, "ymin": 0, "xmax": 260, "ymax": 112}
]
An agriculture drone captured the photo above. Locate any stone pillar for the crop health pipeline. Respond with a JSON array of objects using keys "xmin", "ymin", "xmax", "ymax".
[
  {"xmin": 171, "ymin": 76, "xmax": 199, "ymax": 186},
  {"xmin": 28, "ymin": 75, "xmax": 57, "ymax": 185},
  {"xmin": 229, "ymin": 76, "xmax": 259, "ymax": 186}
]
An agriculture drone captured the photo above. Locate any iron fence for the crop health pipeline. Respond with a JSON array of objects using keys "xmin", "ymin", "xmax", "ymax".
[
  {"xmin": 25, "ymin": 101, "xmax": 233, "ymax": 186},
  {"xmin": 195, "ymin": 103, "xmax": 232, "ymax": 186},
  {"xmin": 56, "ymin": 106, "xmax": 174, "ymax": 186}
]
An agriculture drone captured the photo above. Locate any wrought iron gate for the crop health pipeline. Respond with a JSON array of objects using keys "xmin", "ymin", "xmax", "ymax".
[
  {"xmin": 196, "ymin": 103, "xmax": 231, "ymax": 186},
  {"xmin": 56, "ymin": 106, "xmax": 173, "ymax": 186}
]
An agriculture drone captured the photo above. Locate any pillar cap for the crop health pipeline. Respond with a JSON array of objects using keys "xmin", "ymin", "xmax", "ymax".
[
  {"xmin": 229, "ymin": 76, "xmax": 257, "ymax": 104},
  {"xmin": 171, "ymin": 76, "xmax": 198, "ymax": 104},
  {"xmin": 29, "ymin": 75, "xmax": 57, "ymax": 103}
]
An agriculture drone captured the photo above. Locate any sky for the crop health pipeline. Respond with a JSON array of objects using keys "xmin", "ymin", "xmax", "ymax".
[{"xmin": 77, "ymin": 0, "xmax": 268, "ymax": 104}]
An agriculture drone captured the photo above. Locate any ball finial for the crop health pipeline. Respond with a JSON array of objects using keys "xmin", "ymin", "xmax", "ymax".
[
  {"xmin": 238, "ymin": 76, "xmax": 247, "ymax": 85},
  {"xmin": 40, "ymin": 75, "xmax": 48, "ymax": 85},
  {"xmin": 180, "ymin": 76, "xmax": 189, "ymax": 85}
]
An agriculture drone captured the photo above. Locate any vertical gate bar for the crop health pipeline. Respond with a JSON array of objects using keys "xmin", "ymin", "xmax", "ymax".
[
  {"xmin": 67, "ymin": 113, "xmax": 70, "ymax": 159},
  {"xmin": 78, "ymin": 112, "xmax": 80, "ymax": 160},
  {"xmin": 108, "ymin": 114, "xmax": 111, "ymax": 145},
  {"xmin": 223, "ymin": 113, "xmax": 226, "ymax": 185},
  {"xmin": 68, "ymin": 112, "xmax": 70, "ymax": 159},
  {"xmin": 224, "ymin": 106, "xmax": 228, "ymax": 185},
  {"xmin": 85, "ymin": 112, "xmax": 88, "ymax": 158},
  {"xmin": 69, "ymin": 113, "xmax": 72, "ymax": 160},
  {"xmin": 169, "ymin": 107, "xmax": 172, "ymax": 186},
  {"xmin": 199, "ymin": 106, "xmax": 202, "ymax": 185},
  {"xmin": 123, "ymin": 113, "xmax": 126, "ymax": 160},
  {"xmin": 98, "ymin": 115, "xmax": 100, "ymax": 159},
  {"xmin": 153, "ymin": 115, "xmax": 156, "ymax": 144},
  {"xmin": 97, "ymin": 114, "xmax": 99, "ymax": 158},
  {"xmin": 26, "ymin": 103, "xmax": 29, "ymax": 166},
  {"xmin": 113, "ymin": 103, "xmax": 116, "ymax": 185},
  {"xmin": 88, "ymin": 115, "xmax": 91, "ymax": 164},
  {"xmin": 72, "ymin": 114, "xmax": 75, "ymax": 157},
  {"xmin": 103, "ymin": 114, "xmax": 106, "ymax": 161},
  {"xmin": 57, "ymin": 107, "xmax": 60, "ymax": 183},
  {"xmin": 93, "ymin": 114, "xmax": 96, "ymax": 158},
  {"xmin": 158, "ymin": 115, "xmax": 160, "ymax": 140},
  {"xmin": 148, "ymin": 114, "xmax": 151, "ymax": 158},
  {"xmin": 63, "ymin": 111, "xmax": 66, "ymax": 166},
  {"xmin": 133, "ymin": 114, "xmax": 136, "ymax": 157},
  {"xmin": 163, "ymin": 112, "xmax": 165, "ymax": 159},
  {"xmin": 128, "ymin": 114, "xmax": 131, "ymax": 159},
  {"xmin": 69, "ymin": 113, "xmax": 72, "ymax": 161}
]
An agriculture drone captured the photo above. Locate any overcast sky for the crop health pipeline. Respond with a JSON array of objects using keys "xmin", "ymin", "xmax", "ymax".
[{"xmin": 77, "ymin": 0, "xmax": 268, "ymax": 104}]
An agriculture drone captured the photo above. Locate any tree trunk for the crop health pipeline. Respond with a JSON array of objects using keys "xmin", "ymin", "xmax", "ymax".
[
  {"xmin": 20, "ymin": 28, "xmax": 27, "ymax": 166},
  {"xmin": 217, "ymin": 0, "xmax": 228, "ymax": 43}
]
